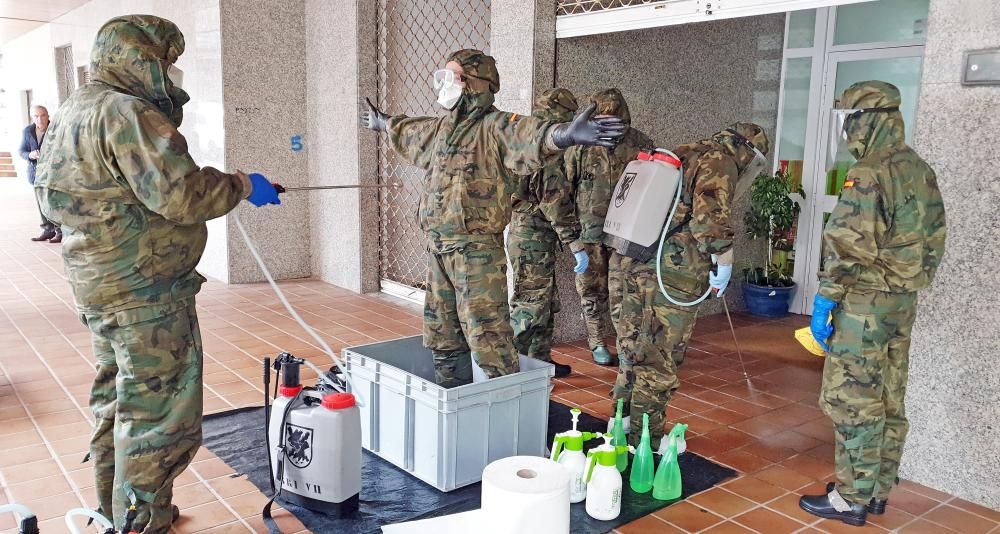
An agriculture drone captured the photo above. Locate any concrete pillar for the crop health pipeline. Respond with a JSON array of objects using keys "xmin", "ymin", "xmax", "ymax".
[
  {"xmin": 305, "ymin": 0, "xmax": 380, "ymax": 293},
  {"xmin": 902, "ymin": 0, "xmax": 1000, "ymax": 509},
  {"xmin": 491, "ymin": 0, "xmax": 557, "ymax": 114}
]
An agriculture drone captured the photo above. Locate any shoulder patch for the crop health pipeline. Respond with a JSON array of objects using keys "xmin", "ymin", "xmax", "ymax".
[
  {"xmin": 509, "ymin": 113, "xmax": 520, "ymax": 123},
  {"xmin": 843, "ymin": 179, "xmax": 855, "ymax": 189}
]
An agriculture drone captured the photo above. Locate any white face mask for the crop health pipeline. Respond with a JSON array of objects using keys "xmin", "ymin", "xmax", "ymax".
[
  {"xmin": 433, "ymin": 68, "xmax": 463, "ymax": 110},
  {"xmin": 167, "ymin": 64, "xmax": 184, "ymax": 89}
]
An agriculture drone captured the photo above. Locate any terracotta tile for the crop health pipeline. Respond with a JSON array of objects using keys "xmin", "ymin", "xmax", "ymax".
[
  {"xmin": 225, "ymin": 490, "xmax": 271, "ymax": 518},
  {"xmin": 700, "ymin": 407, "xmax": 748, "ymax": 425},
  {"xmin": 896, "ymin": 518, "xmax": 961, "ymax": 534},
  {"xmin": 753, "ymin": 465, "xmax": 816, "ymax": 492},
  {"xmin": 737, "ymin": 439, "xmax": 798, "ymax": 463},
  {"xmin": 951, "ymin": 497, "xmax": 1000, "ymax": 523},
  {"xmin": 2, "ymin": 458, "xmax": 62, "ymax": 484},
  {"xmin": 0, "ymin": 417, "xmax": 35, "ymax": 436},
  {"xmin": 20, "ymin": 491, "xmax": 84, "ymax": 521},
  {"xmin": 803, "ymin": 442, "xmax": 836, "ymax": 461},
  {"xmin": 689, "ymin": 389, "xmax": 740, "ymax": 406},
  {"xmin": 780, "ymin": 455, "xmax": 834, "ymax": 482},
  {"xmin": 730, "ymin": 417, "xmax": 787, "ymax": 438},
  {"xmin": 192, "ymin": 458, "xmax": 238, "ymax": 480},
  {"xmin": 211, "ymin": 380, "xmax": 257, "ymax": 396},
  {"xmin": 866, "ymin": 506, "xmax": 917, "ymax": 531},
  {"xmin": 8, "ymin": 474, "xmax": 73, "ymax": 502},
  {"xmin": 701, "ymin": 521, "xmax": 756, "ymax": 533},
  {"xmin": 669, "ymin": 393, "xmax": 716, "ymax": 415},
  {"xmin": 722, "ymin": 475, "xmax": 787, "ymax": 504},
  {"xmin": 207, "ymin": 474, "xmax": 260, "ymax": 499},
  {"xmin": 652, "ymin": 500, "xmax": 724, "ymax": 531},
  {"xmin": 812, "ymin": 518, "xmax": 888, "ymax": 533},
  {"xmin": 688, "ymin": 487, "xmax": 756, "ymax": 518},
  {"xmin": 172, "ymin": 501, "xmax": 239, "ymax": 532},
  {"xmin": 558, "ymin": 388, "xmax": 607, "ymax": 407},
  {"xmin": 890, "ymin": 488, "xmax": 941, "ymax": 517},
  {"xmin": 40, "ymin": 421, "xmax": 93, "ymax": 441},
  {"xmin": 617, "ymin": 514, "xmax": 684, "ymax": 534},
  {"xmin": 766, "ymin": 492, "xmax": 826, "ymax": 525},
  {"xmin": 897, "ymin": 479, "xmax": 953, "ymax": 502},
  {"xmin": 712, "ymin": 449, "xmax": 773, "ymax": 474},
  {"xmin": 0, "ymin": 443, "xmax": 53, "ymax": 467},
  {"xmin": 718, "ymin": 400, "xmax": 773, "ymax": 418},
  {"xmin": 733, "ymin": 507, "xmax": 806, "ymax": 534},
  {"xmin": 192, "ymin": 520, "xmax": 253, "ymax": 534},
  {"xmin": 922, "ymin": 504, "xmax": 997, "ymax": 534},
  {"xmin": 173, "ymin": 482, "xmax": 218, "ymax": 510}
]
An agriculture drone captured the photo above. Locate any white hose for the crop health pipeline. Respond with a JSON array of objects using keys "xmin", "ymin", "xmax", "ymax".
[
  {"xmin": 233, "ymin": 212, "xmax": 364, "ymax": 406},
  {"xmin": 0, "ymin": 503, "xmax": 34, "ymax": 521},
  {"xmin": 65, "ymin": 508, "xmax": 113, "ymax": 534},
  {"xmin": 653, "ymin": 149, "xmax": 714, "ymax": 307}
]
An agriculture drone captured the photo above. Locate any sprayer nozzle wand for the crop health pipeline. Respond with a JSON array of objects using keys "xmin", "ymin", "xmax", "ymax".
[
  {"xmin": 720, "ymin": 295, "xmax": 750, "ymax": 382},
  {"xmin": 275, "ymin": 182, "xmax": 403, "ymax": 193}
]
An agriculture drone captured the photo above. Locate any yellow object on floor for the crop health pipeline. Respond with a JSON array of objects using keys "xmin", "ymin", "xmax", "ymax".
[{"xmin": 795, "ymin": 327, "xmax": 826, "ymax": 357}]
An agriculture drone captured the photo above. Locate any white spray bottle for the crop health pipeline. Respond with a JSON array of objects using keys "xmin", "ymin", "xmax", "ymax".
[
  {"xmin": 550, "ymin": 408, "xmax": 600, "ymax": 503},
  {"xmin": 585, "ymin": 433, "xmax": 623, "ymax": 521}
]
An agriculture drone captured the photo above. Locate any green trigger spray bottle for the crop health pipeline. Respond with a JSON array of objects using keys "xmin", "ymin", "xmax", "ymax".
[
  {"xmin": 652, "ymin": 423, "xmax": 687, "ymax": 500},
  {"xmin": 611, "ymin": 399, "xmax": 629, "ymax": 472},
  {"xmin": 629, "ymin": 413, "xmax": 655, "ymax": 493}
]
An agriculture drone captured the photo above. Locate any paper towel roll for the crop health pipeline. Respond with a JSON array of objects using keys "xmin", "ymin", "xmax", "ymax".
[{"xmin": 481, "ymin": 456, "xmax": 571, "ymax": 534}]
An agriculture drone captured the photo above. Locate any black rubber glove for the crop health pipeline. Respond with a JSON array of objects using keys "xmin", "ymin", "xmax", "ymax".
[
  {"xmin": 360, "ymin": 97, "xmax": 390, "ymax": 132},
  {"xmin": 550, "ymin": 103, "xmax": 627, "ymax": 149}
]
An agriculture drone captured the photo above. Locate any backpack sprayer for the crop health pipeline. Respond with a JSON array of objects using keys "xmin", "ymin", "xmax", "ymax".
[
  {"xmin": 602, "ymin": 149, "xmax": 712, "ymax": 307},
  {"xmin": 602, "ymin": 151, "xmax": 751, "ymax": 382}
]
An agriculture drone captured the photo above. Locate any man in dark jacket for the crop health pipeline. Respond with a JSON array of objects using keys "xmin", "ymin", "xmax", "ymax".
[{"xmin": 19, "ymin": 105, "xmax": 60, "ymax": 242}]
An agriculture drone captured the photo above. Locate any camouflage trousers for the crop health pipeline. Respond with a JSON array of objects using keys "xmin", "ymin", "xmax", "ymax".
[
  {"xmin": 820, "ymin": 291, "xmax": 917, "ymax": 505},
  {"xmin": 507, "ymin": 212, "xmax": 560, "ymax": 362},
  {"xmin": 575, "ymin": 242, "xmax": 612, "ymax": 350},
  {"xmin": 83, "ymin": 298, "xmax": 203, "ymax": 533},
  {"xmin": 424, "ymin": 241, "xmax": 519, "ymax": 384},
  {"xmin": 608, "ymin": 253, "xmax": 692, "ymax": 449}
]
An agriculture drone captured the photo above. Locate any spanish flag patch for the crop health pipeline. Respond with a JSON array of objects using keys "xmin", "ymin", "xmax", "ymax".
[
  {"xmin": 844, "ymin": 179, "xmax": 856, "ymax": 189},
  {"xmin": 509, "ymin": 113, "xmax": 520, "ymax": 123}
]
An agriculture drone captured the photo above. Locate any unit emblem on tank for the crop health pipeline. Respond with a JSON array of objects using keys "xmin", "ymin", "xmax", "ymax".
[
  {"xmin": 285, "ymin": 424, "xmax": 314, "ymax": 468},
  {"xmin": 615, "ymin": 172, "xmax": 637, "ymax": 208}
]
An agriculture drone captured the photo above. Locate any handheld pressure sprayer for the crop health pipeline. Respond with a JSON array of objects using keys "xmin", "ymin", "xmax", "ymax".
[
  {"xmin": 550, "ymin": 408, "xmax": 601, "ymax": 503},
  {"xmin": 602, "ymin": 149, "xmax": 713, "ymax": 307}
]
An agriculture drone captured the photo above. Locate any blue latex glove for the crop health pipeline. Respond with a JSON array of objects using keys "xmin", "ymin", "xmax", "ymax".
[
  {"xmin": 811, "ymin": 294, "xmax": 837, "ymax": 351},
  {"xmin": 247, "ymin": 173, "xmax": 281, "ymax": 207},
  {"xmin": 573, "ymin": 250, "xmax": 589, "ymax": 274},
  {"xmin": 709, "ymin": 264, "xmax": 733, "ymax": 297}
]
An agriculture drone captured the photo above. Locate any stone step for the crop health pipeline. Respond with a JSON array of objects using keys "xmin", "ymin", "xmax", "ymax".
[{"xmin": 0, "ymin": 172, "xmax": 18, "ymax": 178}]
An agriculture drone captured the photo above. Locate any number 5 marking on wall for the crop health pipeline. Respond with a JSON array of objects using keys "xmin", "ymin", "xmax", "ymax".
[{"xmin": 291, "ymin": 135, "xmax": 304, "ymax": 152}]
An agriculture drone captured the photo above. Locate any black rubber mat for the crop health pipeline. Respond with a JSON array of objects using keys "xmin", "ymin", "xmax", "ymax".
[{"xmin": 202, "ymin": 401, "xmax": 736, "ymax": 533}]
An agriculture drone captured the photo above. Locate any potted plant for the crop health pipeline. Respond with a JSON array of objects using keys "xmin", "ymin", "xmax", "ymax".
[{"xmin": 742, "ymin": 169, "xmax": 804, "ymax": 317}]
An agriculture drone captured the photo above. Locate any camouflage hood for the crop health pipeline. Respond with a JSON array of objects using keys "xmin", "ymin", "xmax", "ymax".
[
  {"xmin": 840, "ymin": 80, "xmax": 905, "ymax": 160},
  {"xmin": 713, "ymin": 122, "xmax": 770, "ymax": 173},
  {"xmin": 442, "ymin": 49, "xmax": 499, "ymax": 145},
  {"xmin": 590, "ymin": 88, "xmax": 630, "ymax": 127},
  {"xmin": 532, "ymin": 88, "xmax": 578, "ymax": 123},
  {"xmin": 90, "ymin": 15, "xmax": 189, "ymax": 126}
]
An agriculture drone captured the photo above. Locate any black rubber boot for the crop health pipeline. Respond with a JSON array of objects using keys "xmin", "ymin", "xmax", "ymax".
[
  {"xmin": 553, "ymin": 362, "xmax": 572, "ymax": 378},
  {"xmin": 800, "ymin": 490, "xmax": 868, "ymax": 526},
  {"xmin": 31, "ymin": 229, "xmax": 56, "ymax": 242},
  {"xmin": 172, "ymin": 505, "xmax": 180, "ymax": 523}
]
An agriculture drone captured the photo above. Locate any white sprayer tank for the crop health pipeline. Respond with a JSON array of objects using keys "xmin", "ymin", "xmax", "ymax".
[
  {"xmin": 603, "ymin": 150, "xmax": 683, "ymax": 252},
  {"xmin": 269, "ymin": 387, "xmax": 362, "ymax": 516}
]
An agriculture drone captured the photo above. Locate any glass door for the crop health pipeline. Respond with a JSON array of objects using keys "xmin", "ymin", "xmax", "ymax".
[{"xmin": 798, "ymin": 48, "xmax": 925, "ymax": 312}]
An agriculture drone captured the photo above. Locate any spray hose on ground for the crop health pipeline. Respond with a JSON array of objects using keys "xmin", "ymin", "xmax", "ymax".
[{"xmin": 233, "ymin": 212, "xmax": 363, "ymax": 406}]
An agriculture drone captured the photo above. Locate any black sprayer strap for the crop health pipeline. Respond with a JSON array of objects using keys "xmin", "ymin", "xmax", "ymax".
[
  {"xmin": 263, "ymin": 357, "xmax": 274, "ymax": 494},
  {"xmin": 263, "ymin": 389, "xmax": 304, "ymax": 534}
]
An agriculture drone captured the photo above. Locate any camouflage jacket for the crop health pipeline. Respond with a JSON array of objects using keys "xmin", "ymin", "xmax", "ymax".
[
  {"xmin": 655, "ymin": 131, "xmax": 748, "ymax": 298},
  {"xmin": 566, "ymin": 127, "xmax": 654, "ymax": 244},
  {"xmin": 388, "ymin": 90, "xmax": 563, "ymax": 253},
  {"xmin": 818, "ymin": 108, "xmax": 946, "ymax": 301},
  {"xmin": 511, "ymin": 89, "xmax": 583, "ymax": 251},
  {"xmin": 34, "ymin": 16, "xmax": 250, "ymax": 314}
]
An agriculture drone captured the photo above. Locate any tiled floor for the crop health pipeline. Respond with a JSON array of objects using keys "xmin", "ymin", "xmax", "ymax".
[{"xmin": 1, "ymin": 180, "xmax": 997, "ymax": 533}]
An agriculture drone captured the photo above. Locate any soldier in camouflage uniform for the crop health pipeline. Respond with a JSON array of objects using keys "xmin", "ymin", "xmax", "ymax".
[
  {"xmin": 34, "ymin": 16, "xmax": 277, "ymax": 531},
  {"xmin": 361, "ymin": 50, "xmax": 624, "ymax": 385},
  {"xmin": 799, "ymin": 81, "xmax": 946, "ymax": 527},
  {"xmin": 508, "ymin": 88, "xmax": 587, "ymax": 378},
  {"xmin": 610, "ymin": 123, "xmax": 770, "ymax": 449},
  {"xmin": 564, "ymin": 89, "xmax": 654, "ymax": 365}
]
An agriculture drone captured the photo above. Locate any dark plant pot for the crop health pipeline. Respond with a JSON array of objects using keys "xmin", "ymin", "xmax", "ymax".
[{"xmin": 743, "ymin": 282, "xmax": 795, "ymax": 318}]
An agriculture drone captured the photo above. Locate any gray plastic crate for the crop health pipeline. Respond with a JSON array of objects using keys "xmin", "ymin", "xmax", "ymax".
[{"xmin": 343, "ymin": 336, "xmax": 554, "ymax": 492}]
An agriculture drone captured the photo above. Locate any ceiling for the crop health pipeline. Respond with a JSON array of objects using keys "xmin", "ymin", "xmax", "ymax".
[{"xmin": 0, "ymin": 0, "xmax": 92, "ymax": 46}]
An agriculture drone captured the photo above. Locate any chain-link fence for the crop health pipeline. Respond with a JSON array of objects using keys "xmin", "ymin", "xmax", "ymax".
[
  {"xmin": 376, "ymin": 0, "xmax": 491, "ymax": 290},
  {"xmin": 557, "ymin": 0, "xmax": 657, "ymax": 16}
]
